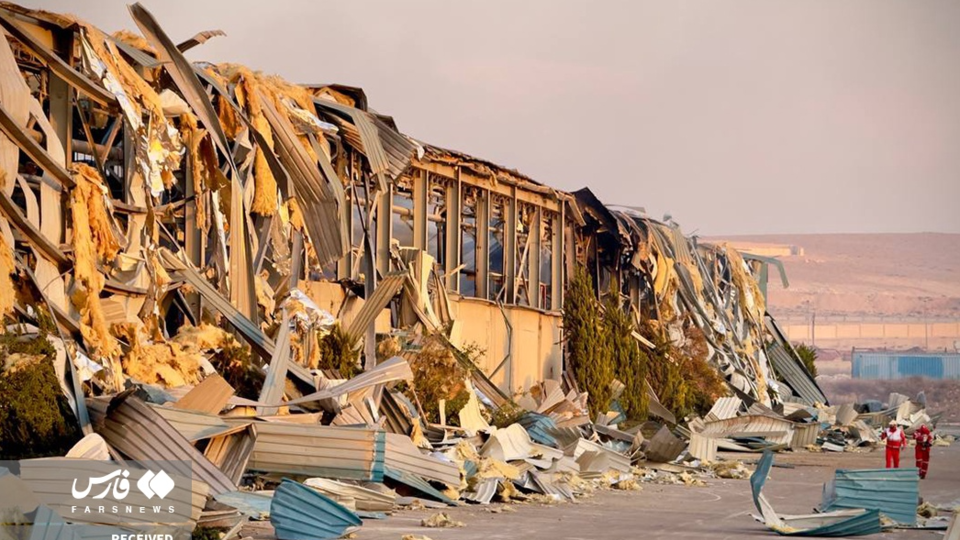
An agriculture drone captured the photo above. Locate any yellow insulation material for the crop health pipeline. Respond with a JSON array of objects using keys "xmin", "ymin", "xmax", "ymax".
[
  {"xmin": 118, "ymin": 324, "xmax": 201, "ymax": 387},
  {"xmin": 69, "ymin": 164, "xmax": 121, "ymax": 372},
  {"xmin": 82, "ymin": 25, "xmax": 181, "ymax": 191},
  {"xmin": 179, "ymin": 112, "xmax": 207, "ymax": 226},
  {"xmin": 171, "ymin": 323, "xmax": 236, "ymax": 350},
  {"xmin": 0, "ymin": 223, "xmax": 15, "ymax": 318},
  {"xmin": 725, "ymin": 246, "xmax": 766, "ymax": 322},
  {"xmin": 111, "ymin": 30, "xmax": 156, "ymax": 55},
  {"xmin": 120, "ymin": 323, "xmax": 237, "ymax": 388},
  {"xmin": 285, "ymin": 198, "xmax": 305, "ymax": 232},
  {"xmin": 221, "ymin": 65, "xmax": 277, "ymax": 216}
]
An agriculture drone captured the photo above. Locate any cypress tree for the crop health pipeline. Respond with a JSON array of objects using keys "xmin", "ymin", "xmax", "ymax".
[
  {"xmin": 563, "ymin": 267, "xmax": 613, "ymax": 418},
  {"xmin": 604, "ymin": 293, "xmax": 649, "ymax": 421}
]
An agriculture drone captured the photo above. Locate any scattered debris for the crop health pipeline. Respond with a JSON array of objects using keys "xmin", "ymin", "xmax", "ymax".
[
  {"xmin": 420, "ymin": 512, "xmax": 464, "ymax": 528},
  {"xmin": 750, "ymin": 452, "xmax": 882, "ymax": 537},
  {"xmin": 0, "ymin": 3, "xmax": 947, "ymax": 540}
]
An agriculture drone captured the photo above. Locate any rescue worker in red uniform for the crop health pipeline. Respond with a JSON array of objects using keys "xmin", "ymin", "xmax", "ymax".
[
  {"xmin": 913, "ymin": 424, "xmax": 933, "ymax": 479},
  {"xmin": 880, "ymin": 420, "xmax": 906, "ymax": 468}
]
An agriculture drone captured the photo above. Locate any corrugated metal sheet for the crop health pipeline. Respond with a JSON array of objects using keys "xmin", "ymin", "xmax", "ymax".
[
  {"xmin": 171, "ymin": 374, "xmax": 234, "ymax": 415},
  {"xmin": 162, "ymin": 251, "xmax": 274, "ymax": 361},
  {"xmin": 644, "ymin": 426, "xmax": 686, "ymax": 463},
  {"xmin": 285, "ymin": 356, "xmax": 413, "ymax": 407},
  {"xmin": 852, "ymin": 351, "xmax": 960, "ymax": 380},
  {"xmin": 379, "ymin": 390, "xmax": 414, "ymax": 436},
  {"xmin": 90, "ymin": 393, "xmax": 236, "ymax": 495},
  {"xmin": 705, "ymin": 396, "xmax": 742, "ymax": 422},
  {"xmin": 385, "ymin": 433, "xmax": 460, "ymax": 486},
  {"xmin": 480, "ymin": 424, "xmax": 535, "ymax": 462},
  {"xmin": 699, "ymin": 414, "xmax": 795, "ymax": 447},
  {"xmin": 64, "ymin": 433, "xmax": 110, "ymax": 460},
  {"xmin": 835, "ymin": 403, "xmax": 858, "ymax": 426},
  {"xmin": 565, "ymin": 438, "xmax": 631, "ymax": 473},
  {"xmin": 271, "ymin": 479, "xmax": 361, "ymax": 540},
  {"xmin": 27, "ymin": 505, "xmax": 79, "ymax": 540},
  {"xmin": 258, "ymin": 314, "xmax": 292, "ymax": 416},
  {"xmin": 462, "ymin": 477, "xmax": 498, "ymax": 505},
  {"xmin": 383, "ymin": 466, "xmax": 457, "ymax": 505},
  {"xmin": 790, "ymin": 423, "xmax": 820, "ymax": 449},
  {"xmin": 821, "ymin": 467, "xmax": 919, "ymax": 525},
  {"xmin": 751, "ymin": 452, "xmax": 882, "ymax": 537},
  {"xmin": 346, "ymin": 273, "xmax": 405, "ymax": 338},
  {"xmin": 247, "ymin": 422, "xmax": 385, "ymax": 481},
  {"xmin": 214, "ymin": 491, "xmax": 272, "ymax": 519},
  {"xmin": 688, "ymin": 433, "xmax": 717, "ymax": 462},
  {"xmin": 19, "ymin": 459, "xmax": 206, "ymax": 531},
  {"xmin": 767, "ymin": 341, "xmax": 828, "ymax": 405},
  {"xmin": 302, "ymin": 478, "xmax": 395, "ymax": 512},
  {"xmin": 848, "ymin": 420, "xmax": 880, "ymax": 445},
  {"xmin": 259, "ymin": 95, "xmax": 347, "ymax": 267},
  {"xmin": 150, "ymin": 404, "xmax": 231, "ymax": 441},
  {"xmin": 313, "ymin": 99, "xmax": 415, "ymax": 184},
  {"xmin": 204, "ymin": 424, "xmax": 257, "ymax": 485}
]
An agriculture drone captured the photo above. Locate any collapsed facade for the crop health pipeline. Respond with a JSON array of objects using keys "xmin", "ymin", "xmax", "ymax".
[{"xmin": 0, "ymin": 0, "xmax": 825, "ymax": 439}]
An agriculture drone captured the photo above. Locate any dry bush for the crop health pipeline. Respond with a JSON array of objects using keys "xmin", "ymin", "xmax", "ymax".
[
  {"xmin": 681, "ymin": 327, "xmax": 727, "ymax": 416},
  {"xmin": 317, "ymin": 323, "xmax": 361, "ymax": 378},
  {"xmin": 407, "ymin": 334, "xmax": 467, "ymax": 424},
  {"xmin": 211, "ymin": 341, "xmax": 264, "ymax": 400}
]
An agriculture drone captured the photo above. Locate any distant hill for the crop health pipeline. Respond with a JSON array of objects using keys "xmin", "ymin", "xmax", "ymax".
[{"xmin": 703, "ymin": 233, "xmax": 960, "ymax": 321}]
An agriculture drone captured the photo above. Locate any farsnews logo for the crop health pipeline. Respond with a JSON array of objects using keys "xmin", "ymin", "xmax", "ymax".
[{"xmin": 72, "ymin": 469, "xmax": 175, "ymax": 500}]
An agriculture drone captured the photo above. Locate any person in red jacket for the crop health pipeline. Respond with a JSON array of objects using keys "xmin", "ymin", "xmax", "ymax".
[
  {"xmin": 914, "ymin": 424, "xmax": 933, "ymax": 479},
  {"xmin": 880, "ymin": 420, "xmax": 906, "ymax": 468}
]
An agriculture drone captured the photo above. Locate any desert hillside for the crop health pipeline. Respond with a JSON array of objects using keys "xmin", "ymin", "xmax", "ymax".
[{"xmin": 705, "ymin": 233, "xmax": 960, "ymax": 321}]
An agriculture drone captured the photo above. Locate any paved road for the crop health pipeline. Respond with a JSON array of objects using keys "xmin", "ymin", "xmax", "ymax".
[{"xmin": 356, "ymin": 445, "xmax": 960, "ymax": 540}]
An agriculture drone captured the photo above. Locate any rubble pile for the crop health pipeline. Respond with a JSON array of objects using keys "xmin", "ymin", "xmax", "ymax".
[{"xmin": 0, "ymin": 2, "xmax": 938, "ymax": 540}]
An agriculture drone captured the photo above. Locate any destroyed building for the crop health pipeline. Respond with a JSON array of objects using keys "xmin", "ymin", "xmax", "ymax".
[
  {"xmin": 0, "ymin": 1, "xmax": 825, "ymax": 426},
  {"xmin": 7, "ymin": 4, "xmax": 955, "ymax": 540}
]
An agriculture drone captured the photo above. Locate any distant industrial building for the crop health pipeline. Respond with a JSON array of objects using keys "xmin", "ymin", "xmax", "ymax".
[
  {"xmin": 723, "ymin": 242, "xmax": 804, "ymax": 258},
  {"xmin": 852, "ymin": 350, "xmax": 960, "ymax": 380}
]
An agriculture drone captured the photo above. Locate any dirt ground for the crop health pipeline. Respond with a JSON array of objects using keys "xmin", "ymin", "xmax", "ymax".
[{"xmin": 355, "ymin": 444, "xmax": 960, "ymax": 540}]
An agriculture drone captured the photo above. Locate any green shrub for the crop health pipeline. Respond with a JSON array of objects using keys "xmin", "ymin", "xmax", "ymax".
[
  {"xmin": 792, "ymin": 342, "xmax": 818, "ymax": 378},
  {"xmin": 0, "ymin": 334, "xmax": 80, "ymax": 459}
]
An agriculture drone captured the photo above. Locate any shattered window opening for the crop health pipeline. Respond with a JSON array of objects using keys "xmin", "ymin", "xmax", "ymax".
[
  {"xmin": 426, "ymin": 180, "xmax": 446, "ymax": 268},
  {"xmin": 350, "ymin": 183, "xmax": 369, "ymax": 253},
  {"xmin": 391, "ymin": 179, "xmax": 414, "ymax": 249},
  {"xmin": 459, "ymin": 187, "xmax": 479, "ymax": 297},
  {"xmin": 488, "ymin": 195, "xmax": 506, "ymax": 301},
  {"xmin": 515, "ymin": 201, "xmax": 535, "ymax": 306},
  {"xmin": 540, "ymin": 211, "xmax": 555, "ymax": 309}
]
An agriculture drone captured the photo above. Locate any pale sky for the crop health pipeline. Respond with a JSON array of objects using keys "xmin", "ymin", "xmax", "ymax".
[{"xmin": 25, "ymin": 0, "xmax": 960, "ymax": 235}]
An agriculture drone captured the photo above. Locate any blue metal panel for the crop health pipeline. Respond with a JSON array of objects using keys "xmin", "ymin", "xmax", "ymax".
[
  {"xmin": 821, "ymin": 467, "xmax": 919, "ymax": 525},
  {"xmin": 751, "ymin": 452, "xmax": 882, "ymax": 537},
  {"xmin": 270, "ymin": 479, "xmax": 361, "ymax": 540},
  {"xmin": 852, "ymin": 352, "xmax": 960, "ymax": 380},
  {"xmin": 517, "ymin": 413, "xmax": 559, "ymax": 447},
  {"xmin": 371, "ymin": 429, "xmax": 386, "ymax": 482},
  {"xmin": 897, "ymin": 356, "xmax": 944, "ymax": 378}
]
